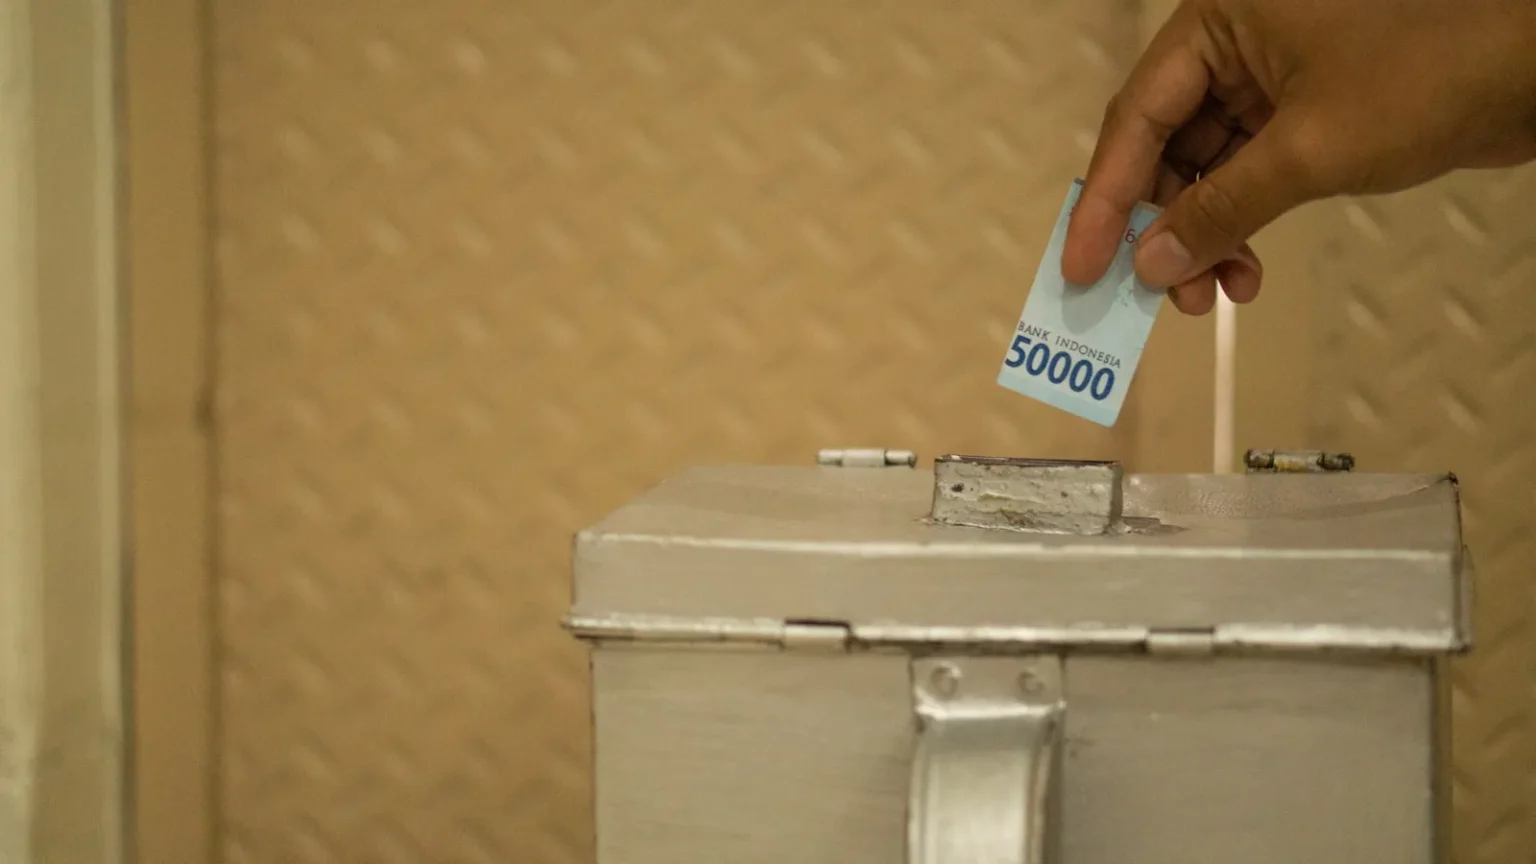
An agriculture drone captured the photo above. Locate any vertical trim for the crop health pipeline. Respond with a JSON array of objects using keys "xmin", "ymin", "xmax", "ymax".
[
  {"xmin": 4, "ymin": 0, "xmax": 126, "ymax": 858},
  {"xmin": 1213, "ymin": 294, "xmax": 1236, "ymax": 472},
  {"xmin": 32, "ymin": 0, "xmax": 126, "ymax": 852},
  {"xmin": 0, "ymin": 0, "xmax": 45, "ymax": 858},
  {"xmin": 1230, "ymin": 223, "xmax": 1320, "ymax": 458},
  {"xmin": 1432, "ymin": 657, "xmax": 1454, "ymax": 864},
  {"xmin": 124, "ymin": 0, "xmax": 216, "ymax": 860}
]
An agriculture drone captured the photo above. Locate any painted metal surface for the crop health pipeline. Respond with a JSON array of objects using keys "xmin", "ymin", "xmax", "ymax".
[
  {"xmin": 576, "ymin": 458, "xmax": 1465, "ymax": 862},
  {"xmin": 589, "ymin": 646, "xmax": 1439, "ymax": 864},
  {"xmin": 574, "ymin": 465, "xmax": 1467, "ymax": 641},
  {"xmin": 566, "ymin": 613, "xmax": 1467, "ymax": 656}
]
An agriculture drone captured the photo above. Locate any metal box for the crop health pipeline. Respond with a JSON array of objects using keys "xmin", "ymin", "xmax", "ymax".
[{"xmin": 566, "ymin": 451, "xmax": 1472, "ymax": 864}]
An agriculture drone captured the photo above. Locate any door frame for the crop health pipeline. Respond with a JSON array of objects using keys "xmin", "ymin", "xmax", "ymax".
[
  {"xmin": 122, "ymin": 0, "xmax": 218, "ymax": 861},
  {"xmin": 2, "ymin": 0, "xmax": 126, "ymax": 859}
]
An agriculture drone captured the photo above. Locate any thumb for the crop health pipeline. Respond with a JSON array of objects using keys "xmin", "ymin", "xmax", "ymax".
[{"xmin": 1134, "ymin": 120, "xmax": 1316, "ymax": 288}]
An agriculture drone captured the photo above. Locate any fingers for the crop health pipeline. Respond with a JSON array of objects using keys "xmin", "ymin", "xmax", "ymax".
[
  {"xmin": 1062, "ymin": 8, "xmax": 1210, "ymax": 286},
  {"xmin": 1147, "ymin": 164, "xmax": 1264, "ymax": 315},
  {"xmin": 1165, "ymin": 246, "xmax": 1260, "ymax": 316},
  {"xmin": 1150, "ymin": 161, "xmax": 1190, "ymax": 211},
  {"xmin": 1162, "ymin": 101, "xmax": 1252, "ymax": 183},
  {"xmin": 1216, "ymin": 246, "xmax": 1262, "ymax": 304},
  {"xmin": 1133, "ymin": 118, "xmax": 1311, "ymax": 288},
  {"xmin": 1168, "ymin": 272, "xmax": 1218, "ymax": 315}
]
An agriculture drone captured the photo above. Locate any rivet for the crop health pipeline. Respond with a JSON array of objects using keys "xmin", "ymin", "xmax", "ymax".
[
  {"xmin": 929, "ymin": 663, "xmax": 961, "ymax": 698},
  {"xmin": 1018, "ymin": 669, "xmax": 1045, "ymax": 696}
]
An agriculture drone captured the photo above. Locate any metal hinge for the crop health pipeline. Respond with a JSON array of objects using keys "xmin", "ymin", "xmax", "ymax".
[
  {"xmin": 1243, "ymin": 449, "xmax": 1355, "ymax": 473},
  {"xmin": 781, "ymin": 620, "xmax": 852, "ymax": 652},
  {"xmin": 816, "ymin": 448, "xmax": 917, "ymax": 468},
  {"xmin": 1146, "ymin": 628, "xmax": 1216, "ymax": 656}
]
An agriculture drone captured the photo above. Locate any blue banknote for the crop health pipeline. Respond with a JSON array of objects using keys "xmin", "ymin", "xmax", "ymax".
[{"xmin": 996, "ymin": 179, "xmax": 1165, "ymax": 427}]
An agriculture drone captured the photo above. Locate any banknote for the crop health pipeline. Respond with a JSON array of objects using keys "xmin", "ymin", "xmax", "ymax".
[{"xmin": 996, "ymin": 179, "xmax": 1165, "ymax": 427}]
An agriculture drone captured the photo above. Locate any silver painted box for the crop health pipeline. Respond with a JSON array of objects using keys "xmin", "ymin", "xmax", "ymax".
[{"xmin": 567, "ymin": 454, "xmax": 1471, "ymax": 864}]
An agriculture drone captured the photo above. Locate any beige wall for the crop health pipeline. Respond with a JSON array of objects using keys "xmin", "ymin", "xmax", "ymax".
[
  {"xmin": 1245, "ymin": 173, "xmax": 1536, "ymax": 861},
  {"xmin": 124, "ymin": 2, "xmax": 1534, "ymax": 864},
  {"xmin": 207, "ymin": 4, "xmax": 1185, "ymax": 863}
]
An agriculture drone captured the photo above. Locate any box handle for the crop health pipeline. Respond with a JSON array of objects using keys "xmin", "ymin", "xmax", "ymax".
[{"xmin": 908, "ymin": 657, "xmax": 1064, "ymax": 864}]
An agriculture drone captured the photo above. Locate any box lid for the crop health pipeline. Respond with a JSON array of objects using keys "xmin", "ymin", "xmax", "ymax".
[{"xmin": 568, "ymin": 460, "xmax": 1471, "ymax": 656}]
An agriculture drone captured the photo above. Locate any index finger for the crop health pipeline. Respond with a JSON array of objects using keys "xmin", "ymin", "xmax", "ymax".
[{"xmin": 1061, "ymin": 10, "xmax": 1212, "ymax": 286}]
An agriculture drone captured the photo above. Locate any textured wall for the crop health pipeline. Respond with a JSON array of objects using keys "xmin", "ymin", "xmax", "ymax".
[
  {"xmin": 210, "ymin": 2, "xmax": 1151, "ymax": 862},
  {"xmin": 205, "ymin": 0, "xmax": 1536, "ymax": 861},
  {"xmin": 1241, "ymin": 169, "xmax": 1536, "ymax": 864}
]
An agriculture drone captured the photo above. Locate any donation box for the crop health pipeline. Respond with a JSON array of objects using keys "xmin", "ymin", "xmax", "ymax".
[{"xmin": 565, "ymin": 450, "xmax": 1472, "ymax": 864}]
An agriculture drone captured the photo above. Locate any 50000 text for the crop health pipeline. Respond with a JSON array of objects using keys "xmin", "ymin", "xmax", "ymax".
[{"xmin": 1002, "ymin": 335, "xmax": 1115, "ymax": 402}]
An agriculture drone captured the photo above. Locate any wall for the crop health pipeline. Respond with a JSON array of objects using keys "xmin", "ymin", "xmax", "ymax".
[
  {"xmin": 205, "ymin": 2, "xmax": 1191, "ymax": 863},
  {"xmin": 124, "ymin": 0, "xmax": 1536, "ymax": 862},
  {"xmin": 1244, "ymin": 171, "xmax": 1536, "ymax": 861}
]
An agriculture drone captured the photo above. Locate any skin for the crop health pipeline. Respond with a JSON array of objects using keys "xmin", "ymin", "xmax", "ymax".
[{"xmin": 1061, "ymin": 0, "xmax": 1536, "ymax": 316}]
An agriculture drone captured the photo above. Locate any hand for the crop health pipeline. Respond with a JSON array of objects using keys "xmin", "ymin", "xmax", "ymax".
[{"xmin": 1062, "ymin": 0, "xmax": 1536, "ymax": 315}]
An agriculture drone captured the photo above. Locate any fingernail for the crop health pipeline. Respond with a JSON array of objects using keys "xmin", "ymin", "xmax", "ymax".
[{"xmin": 1135, "ymin": 232, "xmax": 1193, "ymax": 288}]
